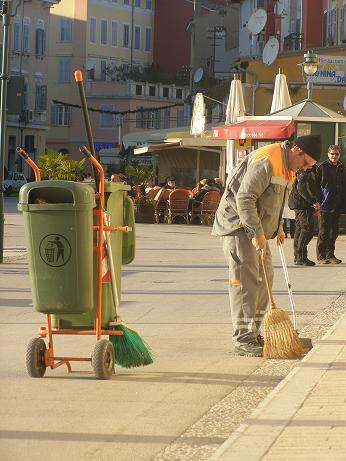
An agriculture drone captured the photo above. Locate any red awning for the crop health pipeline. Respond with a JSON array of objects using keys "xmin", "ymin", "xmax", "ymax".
[{"xmin": 212, "ymin": 120, "xmax": 295, "ymax": 140}]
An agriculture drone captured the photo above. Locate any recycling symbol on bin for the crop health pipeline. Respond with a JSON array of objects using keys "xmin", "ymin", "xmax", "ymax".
[{"xmin": 39, "ymin": 234, "xmax": 72, "ymax": 267}]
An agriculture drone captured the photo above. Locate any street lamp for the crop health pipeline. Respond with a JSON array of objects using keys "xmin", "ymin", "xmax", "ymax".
[
  {"xmin": 0, "ymin": 0, "xmax": 23, "ymax": 263},
  {"xmin": 299, "ymin": 49, "xmax": 318, "ymax": 100}
]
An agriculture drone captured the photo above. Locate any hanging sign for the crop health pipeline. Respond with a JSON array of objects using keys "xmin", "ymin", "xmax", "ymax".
[{"xmin": 307, "ymin": 55, "xmax": 346, "ymax": 85}]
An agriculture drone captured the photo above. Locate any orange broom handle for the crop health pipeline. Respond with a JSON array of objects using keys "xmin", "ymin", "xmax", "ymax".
[{"xmin": 16, "ymin": 147, "xmax": 41, "ymax": 181}]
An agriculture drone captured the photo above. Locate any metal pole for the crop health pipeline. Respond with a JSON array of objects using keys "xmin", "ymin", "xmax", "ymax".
[
  {"xmin": 189, "ymin": 0, "xmax": 196, "ymax": 96},
  {"xmin": 130, "ymin": 0, "xmax": 134, "ymax": 72},
  {"xmin": 0, "ymin": 1, "xmax": 11, "ymax": 263},
  {"xmin": 307, "ymin": 80, "xmax": 313, "ymax": 100}
]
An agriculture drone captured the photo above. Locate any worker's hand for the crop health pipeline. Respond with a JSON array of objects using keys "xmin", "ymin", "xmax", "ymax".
[
  {"xmin": 251, "ymin": 234, "xmax": 267, "ymax": 251},
  {"xmin": 275, "ymin": 230, "xmax": 286, "ymax": 246}
]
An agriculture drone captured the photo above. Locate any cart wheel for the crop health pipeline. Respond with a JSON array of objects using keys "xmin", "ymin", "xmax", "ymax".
[
  {"xmin": 26, "ymin": 338, "xmax": 47, "ymax": 378},
  {"xmin": 92, "ymin": 339, "xmax": 115, "ymax": 380}
]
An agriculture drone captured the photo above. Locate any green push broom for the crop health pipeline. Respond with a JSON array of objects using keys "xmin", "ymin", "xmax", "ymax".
[{"xmin": 104, "ymin": 213, "xmax": 153, "ymax": 368}]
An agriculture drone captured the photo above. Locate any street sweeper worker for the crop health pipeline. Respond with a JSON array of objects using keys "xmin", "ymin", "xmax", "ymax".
[{"xmin": 212, "ymin": 134, "xmax": 321, "ymax": 357}]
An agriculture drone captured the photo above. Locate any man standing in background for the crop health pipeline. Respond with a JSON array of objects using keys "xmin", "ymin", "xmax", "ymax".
[{"xmin": 316, "ymin": 145, "xmax": 344, "ymax": 264}]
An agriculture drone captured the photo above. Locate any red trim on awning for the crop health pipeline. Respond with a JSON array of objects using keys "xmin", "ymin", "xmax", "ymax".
[{"xmin": 212, "ymin": 120, "xmax": 295, "ymax": 140}]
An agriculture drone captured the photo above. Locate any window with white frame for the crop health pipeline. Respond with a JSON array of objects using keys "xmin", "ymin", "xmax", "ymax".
[
  {"xmin": 13, "ymin": 18, "xmax": 20, "ymax": 51},
  {"xmin": 35, "ymin": 84, "xmax": 47, "ymax": 111},
  {"xmin": 134, "ymin": 26, "xmax": 140, "ymax": 49},
  {"xmin": 123, "ymin": 24, "xmax": 129, "ymax": 47},
  {"xmin": 51, "ymin": 104, "xmax": 71, "ymax": 126},
  {"xmin": 136, "ymin": 109, "xmax": 143, "ymax": 128},
  {"xmin": 111, "ymin": 21, "xmax": 117, "ymax": 46},
  {"xmin": 35, "ymin": 28, "xmax": 45, "ymax": 56},
  {"xmin": 340, "ymin": 4, "xmax": 346, "ymax": 43},
  {"xmin": 145, "ymin": 0, "xmax": 152, "ymax": 9},
  {"xmin": 101, "ymin": 19, "xmax": 108, "ymax": 45},
  {"xmin": 176, "ymin": 108, "xmax": 184, "ymax": 127},
  {"xmin": 86, "ymin": 58, "xmax": 96, "ymax": 80},
  {"xmin": 145, "ymin": 27, "xmax": 151, "ymax": 51},
  {"xmin": 23, "ymin": 17, "xmax": 30, "ymax": 52},
  {"xmin": 163, "ymin": 108, "xmax": 170, "ymax": 128},
  {"xmin": 135, "ymin": 0, "xmax": 141, "ymax": 7},
  {"xmin": 124, "ymin": 0, "xmax": 130, "ymax": 5},
  {"xmin": 110, "ymin": 62, "xmax": 117, "ymax": 80},
  {"xmin": 100, "ymin": 104, "xmax": 114, "ymax": 128},
  {"xmin": 100, "ymin": 60, "xmax": 107, "ymax": 80},
  {"xmin": 23, "ymin": 80, "xmax": 28, "ymax": 108},
  {"xmin": 58, "ymin": 58, "xmax": 71, "ymax": 83},
  {"xmin": 60, "ymin": 18, "xmax": 72, "ymax": 42},
  {"xmin": 90, "ymin": 17, "xmax": 96, "ymax": 43},
  {"xmin": 328, "ymin": 8, "xmax": 337, "ymax": 45}
]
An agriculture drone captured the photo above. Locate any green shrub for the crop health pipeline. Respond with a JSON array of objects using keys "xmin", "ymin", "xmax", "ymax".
[{"xmin": 38, "ymin": 151, "xmax": 85, "ymax": 181}]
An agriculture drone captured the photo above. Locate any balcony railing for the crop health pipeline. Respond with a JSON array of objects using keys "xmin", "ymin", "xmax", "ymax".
[{"xmin": 283, "ymin": 33, "xmax": 304, "ymax": 51}]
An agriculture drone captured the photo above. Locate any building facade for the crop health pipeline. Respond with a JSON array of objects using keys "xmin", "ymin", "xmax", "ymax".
[
  {"xmin": 3, "ymin": 0, "xmax": 60, "ymax": 176},
  {"xmin": 46, "ymin": 0, "xmax": 189, "ymax": 172}
]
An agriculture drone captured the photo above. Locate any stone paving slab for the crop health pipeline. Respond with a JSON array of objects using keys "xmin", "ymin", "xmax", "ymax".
[{"xmin": 210, "ymin": 308, "xmax": 346, "ymax": 461}]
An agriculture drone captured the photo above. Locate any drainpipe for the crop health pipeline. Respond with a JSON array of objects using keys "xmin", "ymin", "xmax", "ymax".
[{"xmin": 244, "ymin": 68, "xmax": 258, "ymax": 115}]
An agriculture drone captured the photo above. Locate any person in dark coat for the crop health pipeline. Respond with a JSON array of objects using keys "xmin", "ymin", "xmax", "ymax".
[
  {"xmin": 288, "ymin": 164, "xmax": 320, "ymax": 266},
  {"xmin": 316, "ymin": 145, "xmax": 344, "ymax": 264}
]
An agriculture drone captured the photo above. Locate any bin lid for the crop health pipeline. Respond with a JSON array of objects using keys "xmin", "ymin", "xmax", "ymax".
[
  {"xmin": 18, "ymin": 180, "xmax": 96, "ymax": 208},
  {"xmin": 104, "ymin": 182, "xmax": 131, "ymax": 193}
]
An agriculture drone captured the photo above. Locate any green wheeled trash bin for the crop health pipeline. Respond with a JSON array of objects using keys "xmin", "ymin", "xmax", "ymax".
[
  {"xmin": 47, "ymin": 181, "xmax": 135, "ymax": 330},
  {"xmin": 18, "ymin": 181, "xmax": 96, "ymax": 314}
]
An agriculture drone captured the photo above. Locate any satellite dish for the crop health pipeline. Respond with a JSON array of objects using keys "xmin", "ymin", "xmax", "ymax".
[
  {"xmin": 343, "ymin": 95, "xmax": 346, "ymax": 112},
  {"xmin": 276, "ymin": 0, "xmax": 285, "ymax": 15},
  {"xmin": 262, "ymin": 37, "xmax": 279, "ymax": 65},
  {"xmin": 247, "ymin": 8, "xmax": 267, "ymax": 35},
  {"xmin": 193, "ymin": 67, "xmax": 204, "ymax": 83}
]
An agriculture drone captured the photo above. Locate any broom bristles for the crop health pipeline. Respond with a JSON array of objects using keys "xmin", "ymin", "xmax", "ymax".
[
  {"xmin": 263, "ymin": 306, "xmax": 303, "ymax": 359},
  {"xmin": 109, "ymin": 323, "xmax": 153, "ymax": 368}
]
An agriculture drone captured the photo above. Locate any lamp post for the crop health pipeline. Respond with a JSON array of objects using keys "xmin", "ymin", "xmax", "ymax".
[
  {"xmin": 301, "ymin": 49, "xmax": 318, "ymax": 100},
  {"xmin": 0, "ymin": 0, "xmax": 11, "ymax": 263}
]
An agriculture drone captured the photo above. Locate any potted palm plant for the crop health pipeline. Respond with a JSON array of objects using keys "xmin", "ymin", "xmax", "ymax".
[
  {"xmin": 126, "ymin": 164, "xmax": 156, "ymax": 223},
  {"xmin": 37, "ymin": 151, "xmax": 86, "ymax": 181}
]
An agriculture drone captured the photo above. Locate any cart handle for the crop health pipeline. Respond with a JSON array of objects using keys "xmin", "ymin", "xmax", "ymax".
[
  {"xmin": 16, "ymin": 147, "xmax": 41, "ymax": 182},
  {"xmin": 74, "ymin": 69, "xmax": 100, "ymax": 189}
]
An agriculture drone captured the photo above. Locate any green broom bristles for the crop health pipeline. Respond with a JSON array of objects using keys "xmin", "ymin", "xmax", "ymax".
[{"xmin": 109, "ymin": 322, "xmax": 153, "ymax": 368}]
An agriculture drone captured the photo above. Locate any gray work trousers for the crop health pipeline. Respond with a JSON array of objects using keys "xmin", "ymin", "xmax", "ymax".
[{"xmin": 221, "ymin": 230, "xmax": 273, "ymax": 346}]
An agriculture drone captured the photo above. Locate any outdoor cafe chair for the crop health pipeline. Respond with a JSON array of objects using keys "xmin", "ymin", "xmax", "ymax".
[
  {"xmin": 166, "ymin": 188, "xmax": 191, "ymax": 224},
  {"xmin": 189, "ymin": 191, "xmax": 220, "ymax": 225},
  {"xmin": 201, "ymin": 191, "xmax": 221, "ymax": 225}
]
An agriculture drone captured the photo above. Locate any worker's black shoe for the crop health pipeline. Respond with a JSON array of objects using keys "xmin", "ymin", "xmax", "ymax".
[
  {"xmin": 257, "ymin": 334, "xmax": 264, "ymax": 347},
  {"xmin": 326, "ymin": 257, "xmax": 342, "ymax": 264},
  {"xmin": 295, "ymin": 259, "xmax": 315, "ymax": 266},
  {"xmin": 234, "ymin": 341, "xmax": 263, "ymax": 357}
]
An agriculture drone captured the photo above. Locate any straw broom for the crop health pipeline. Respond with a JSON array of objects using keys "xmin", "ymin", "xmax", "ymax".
[
  {"xmin": 104, "ymin": 213, "xmax": 153, "ymax": 368},
  {"xmin": 260, "ymin": 249, "xmax": 303, "ymax": 359}
]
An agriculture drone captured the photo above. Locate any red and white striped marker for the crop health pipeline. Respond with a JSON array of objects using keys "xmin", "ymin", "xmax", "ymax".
[{"xmin": 101, "ymin": 244, "xmax": 111, "ymax": 283}]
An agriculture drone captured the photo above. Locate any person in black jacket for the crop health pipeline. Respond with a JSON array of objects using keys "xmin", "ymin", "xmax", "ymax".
[
  {"xmin": 316, "ymin": 145, "xmax": 344, "ymax": 264},
  {"xmin": 288, "ymin": 165, "xmax": 320, "ymax": 266}
]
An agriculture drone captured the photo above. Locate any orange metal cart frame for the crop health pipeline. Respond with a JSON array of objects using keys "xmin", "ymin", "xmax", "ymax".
[{"xmin": 17, "ymin": 146, "xmax": 130, "ymax": 374}]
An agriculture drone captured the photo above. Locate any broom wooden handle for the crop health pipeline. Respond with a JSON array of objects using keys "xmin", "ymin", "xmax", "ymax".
[{"xmin": 260, "ymin": 249, "xmax": 277, "ymax": 309}]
